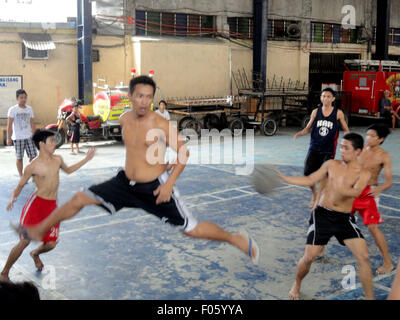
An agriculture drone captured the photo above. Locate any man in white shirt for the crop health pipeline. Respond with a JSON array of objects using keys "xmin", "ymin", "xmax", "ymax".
[
  {"xmin": 155, "ymin": 100, "xmax": 170, "ymax": 120},
  {"xmin": 7, "ymin": 89, "xmax": 37, "ymax": 177}
]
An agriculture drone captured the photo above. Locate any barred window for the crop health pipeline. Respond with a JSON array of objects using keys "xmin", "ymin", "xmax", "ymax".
[
  {"xmin": 311, "ymin": 22, "xmax": 359, "ymax": 44},
  {"xmin": 227, "ymin": 17, "xmax": 253, "ymax": 39},
  {"xmin": 268, "ymin": 20, "xmax": 301, "ymax": 41},
  {"xmin": 372, "ymin": 27, "xmax": 400, "ymax": 46},
  {"xmin": 135, "ymin": 10, "xmax": 215, "ymax": 38},
  {"xmin": 228, "ymin": 18, "xmax": 300, "ymax": 41}
]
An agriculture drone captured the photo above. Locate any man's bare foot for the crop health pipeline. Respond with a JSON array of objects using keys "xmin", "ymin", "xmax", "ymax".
[
  {"xmin": 30, "ymin": 251, "xmax": 44, "ymax": 271},
  {"xmin": 289, "ymin": 283, "xmax": 301, "ymax": 300},
  {"xmin": 0, "ymin": 273, "xmax": 11, "ymax": 283},
  {"xmin": 376, "ymin": 263, "xmax": 395, "ymax": 275}
]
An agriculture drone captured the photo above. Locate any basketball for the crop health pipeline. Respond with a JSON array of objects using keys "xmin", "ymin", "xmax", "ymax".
[{"xmin": 250, "ymin": 163, "xmax": 283, "ymax": 195}]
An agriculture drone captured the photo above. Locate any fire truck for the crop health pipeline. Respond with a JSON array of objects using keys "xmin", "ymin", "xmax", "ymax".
[
  {"xmin": 92, "ymin": 80, "xmax": 131, "ymax": 140},
  {"xmin": 341, "ymin": 59, "xmax": 400, "ymax": 122}
]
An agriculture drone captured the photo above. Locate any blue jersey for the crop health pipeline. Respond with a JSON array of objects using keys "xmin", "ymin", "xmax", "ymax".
[{"xmin": 309, "ymin": 106, "xmax": 339, "ymax": 154}]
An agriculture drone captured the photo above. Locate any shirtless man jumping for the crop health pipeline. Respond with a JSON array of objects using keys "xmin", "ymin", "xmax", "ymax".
[
  {"xmin": 12, "ymin": 76, "xmax": 259, "ymax": 265},
  {"xmin": 279, "ymin": 133, "xmax": 374, "ymax": 300},
  {"xmin": 351, "ymin": 123, "xmax": 394, "ymax": 274},
  {"xmin": 1, "ymin": 129, "xmax": 95, "ymax": 282}
]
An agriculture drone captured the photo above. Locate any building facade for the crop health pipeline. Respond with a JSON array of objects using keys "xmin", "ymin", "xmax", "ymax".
[{"xmin": 1, "ymin": 0, "xmax": 400, "ymax": 142}]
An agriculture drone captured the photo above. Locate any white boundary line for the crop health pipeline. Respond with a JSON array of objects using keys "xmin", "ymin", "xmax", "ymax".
[{"xmin": 380, "ymin": 193, "xmax": 400, "ymax": 200}]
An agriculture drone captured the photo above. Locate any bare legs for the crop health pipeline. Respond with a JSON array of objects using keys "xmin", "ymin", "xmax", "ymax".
[
  {"xmin": 289, "ymin": 245, "xmax": 324, "ymax": 300},
  {"xmin": 289, "ymin": 239, "xmax": 374, "ymax": 300},
  {"xmin": 368, "ymin": 224, "xmax": 394, "ymax": 274},
  {"xmin": 184, "ymin": 222, "xmax": 257, "ymax": 260},
  {"xmin": 0, "ymin": 239, "xmax": 57, "ymax": 282}
]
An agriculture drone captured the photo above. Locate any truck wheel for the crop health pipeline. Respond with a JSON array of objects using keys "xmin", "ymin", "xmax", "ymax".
[
  {"xmin": 178, "ymin": 116, "xmax": 195, "ymax": 131},
  {"xmin": 183, "ymin": 119, "xmax": 202, "ymax": 136},
  {"xmin": 261, "ymin": 118, "xmax": 277, "ymax": 136},
  {"xmin": 228, "ymin": 118, "xmax": 244, "ymax": 136},
  {"xmin": 203, "ymin": 114, "xmax": 220, "ymax": 130}
]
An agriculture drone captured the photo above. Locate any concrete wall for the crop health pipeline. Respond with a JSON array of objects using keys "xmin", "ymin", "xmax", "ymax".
[
  {"xmin": 133, "ymin": 38, "xmax": 233, "ymax": 100},
  {"xmin": 0, "ymin": 30, "xmax": 78, "ymax": 126},
  {"xmin": 92, "ymin": 35, "xmax": 133, "ymax": 88}
]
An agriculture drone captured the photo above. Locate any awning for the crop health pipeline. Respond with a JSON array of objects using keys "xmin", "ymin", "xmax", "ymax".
[{"xmin": 19, "ymin": 33, "xmax": 56, "ymax": 51}]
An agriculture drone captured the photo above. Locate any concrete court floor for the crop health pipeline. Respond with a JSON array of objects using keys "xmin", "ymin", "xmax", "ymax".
[{"xmin": 0, "ymin": 125, "xmax": 398, "ymax": 300}]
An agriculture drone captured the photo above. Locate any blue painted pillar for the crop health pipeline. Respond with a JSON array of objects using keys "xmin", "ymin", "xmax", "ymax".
[{"xmin": 77, "ymin": 0, "xmax": 93, "ymax": 104}]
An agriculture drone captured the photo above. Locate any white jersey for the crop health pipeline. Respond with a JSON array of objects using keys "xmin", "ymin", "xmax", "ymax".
[
  {"xmin": 7, "ymin": 104, "xmax": 34, "ymax": 140},
  {"xmin": 155, "ymin": 109, "xmax": 170, "ymax": 121}
]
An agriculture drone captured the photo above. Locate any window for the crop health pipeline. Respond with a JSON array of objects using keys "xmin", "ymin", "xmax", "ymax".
[
  {"xmin": 372, "ymin": 27, "xmax": 400, "ymax": 46},
  {"xmin": 19, "ymin": 33, "xmax": 55, "ymax": 60},
  {"xmin": 228, "ymin": 18, "xmax": 299, "ymax": 41},
  {"xmin": 311, "ymin": 22, "xmax": 359, "ymax": 44},
  {"xmin": 268, "ymin": 20, "xmax": 301, "ymax": 41},
  {"xmin": 227, "ymin": 17, "xmax": 253, "ymax": 39},
  {"xmin": 22, "ymin": 44, "xmax": 48, "ymax": 59},
  {"xmin": 92, "ymin": 49, "xmax": 100, "ymax": 62},
  {"xmin": 135, "ymin": 10, "xmax": 216, "ymax": 38}
]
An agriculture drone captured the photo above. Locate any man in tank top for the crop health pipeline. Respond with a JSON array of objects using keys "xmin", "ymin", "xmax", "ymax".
[{"xmin": 294, "ymin": 88, "xmax": 350, "ymax": 207}]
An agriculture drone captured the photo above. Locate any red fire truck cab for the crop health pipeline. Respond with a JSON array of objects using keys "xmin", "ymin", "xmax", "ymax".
[{"xmin": 342, "ymin": 59, "xmax": 400, "ymax": 120}]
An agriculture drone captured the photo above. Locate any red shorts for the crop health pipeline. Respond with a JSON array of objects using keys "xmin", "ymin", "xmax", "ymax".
[
  {"xmin": 351, "ymin": 186, "xmax": 383, "ymax": 225},
  {"xmin": 20, "ymin": 194, "xmax": 60, "ymax": 243}
]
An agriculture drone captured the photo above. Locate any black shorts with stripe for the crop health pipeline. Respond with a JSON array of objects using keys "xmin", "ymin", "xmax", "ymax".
[
  {"xmin": 303, "ymin": 151, "xmax": 334, "ymax": 176},
  {"xmin": 84, "ymin": 169, "xmax": 198, "ymax": 232},
  {"xmin": 306, "ymin": 206, "xmax": 364, "ymax": 246}
]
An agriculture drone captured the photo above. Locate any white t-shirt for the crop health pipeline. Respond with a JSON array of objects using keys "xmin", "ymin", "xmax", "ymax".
[
  {"xmin": 155, "ymin": 109, "xmax": 170, "ymax": 120},
  {"xmin": 7, "ymin": 104, "xmax": 34, "ymax": 140}
]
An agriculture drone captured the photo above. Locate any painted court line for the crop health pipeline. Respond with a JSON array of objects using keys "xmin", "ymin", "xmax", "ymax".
[
  {"xmin": 380, "ymin": 205, "xmax": 400, "ymax": 213},
  {"xmin": 380, "ymin": 193, "xmax": 400, "ymax": 201},
  {"xmin": 327, "ymin": 269, "xmax": 396, "ymax": 300},
  {"xmin": 61, "ymin": 217, "xmax": 142, "ymax": 235}
]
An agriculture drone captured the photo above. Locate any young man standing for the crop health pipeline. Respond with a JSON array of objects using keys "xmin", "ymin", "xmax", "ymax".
[
  {"xmin": 13, "ymin": 76, "xmax": 259, "ymax": 265},
  {"xmin": 0, "ymin": 129, "xmax": 95, "ymax": 282},
  {"xmin": 280, "ymin": 133, "xmax": 374, "ymax": 300},
  {"xmin": 351, "ymin": 123, "xmax": 394, "ymax": 274},
  {"xmin": 7, "ymin": 89, "xmax": 37, "ymax": 177},
  {"xmin": 294, "ymin": 88, "xmax": 350, "ymax": 207},
  {"xmin": 155, "ymin": 100, "xmax": 170, "ymax": 120}
]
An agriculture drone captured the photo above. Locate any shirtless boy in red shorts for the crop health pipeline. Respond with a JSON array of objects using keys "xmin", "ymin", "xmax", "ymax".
[
  {"xmin": 351, "ymin": 123, "xmax": 394, "ymax": 274},
  {"xmin": 0, "ymin": 129, "xmax": 95, "ymax": 282}
]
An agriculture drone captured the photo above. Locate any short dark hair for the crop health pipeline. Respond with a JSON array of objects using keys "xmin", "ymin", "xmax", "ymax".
[
  {"xmin": 129, "ymin": 75, "xmax": 156, "ymax": 95},
  {"xmin": 367, "ymin": 123, "xmax": 391, "ymax": 144},
  {"xmin": 0, "ymin": 281, "xmax": 40, "ymax": 301},
  {"xmin": 159, "ymin": 100, "xmax": 167, "ymax": 106},
  {"xmin": 321, "ymin": 87, "xmax": 336, "ymax": 97},
  {"xmin": 16, "ymin": 89, "xmax": 27, "ymax": 98},
  {"xmin": 343, "ymin": 132, "xmax": 364, "ymax": 151},
  {"xmin": 32, "ymin": 129, "xmax": 55, "ymax": 150}
]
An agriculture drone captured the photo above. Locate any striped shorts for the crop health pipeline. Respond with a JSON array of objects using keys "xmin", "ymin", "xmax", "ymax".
[
  {"xmin": 14, "ymin": 138, "xmax": 37, "ymax": 160},
  {"xmin": 20, "ymin": 194, "xmax": 59, "ymax": 243},
  {"xmin": 84, "ymin": 169, "xmax": 198, "ymax": 232},
  {"xmin": 306, "ymin": 206, "xmax": 364, "ymax": 246}
]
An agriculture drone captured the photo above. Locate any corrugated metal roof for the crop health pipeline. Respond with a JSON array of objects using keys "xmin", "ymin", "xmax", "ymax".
[{"xmin": 19, "ymin": 33, "xmax": 56, "ymax": 50}]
